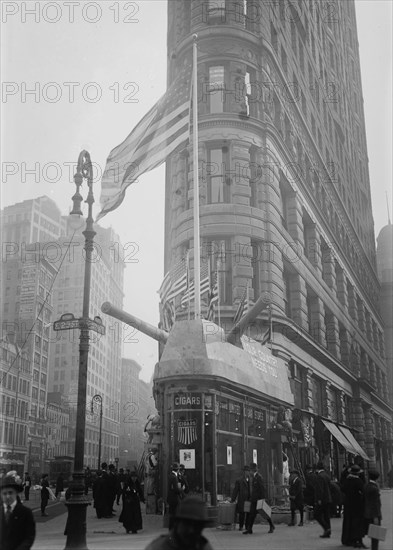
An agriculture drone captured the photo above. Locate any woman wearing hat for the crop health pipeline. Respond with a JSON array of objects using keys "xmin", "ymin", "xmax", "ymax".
[
  {"xmin": 119, "ymin": 470, "xmax": 145, "ymax": 534},
  {"xmin": 341, "ymin": 464, "xmax": 366, "ymax": 548},
  {"xmin": 145, "ymin": 496, "xmax": 214, "ymax": 550},
  {"xmin": 0, "ymin": 473, "xmax": 36, "ymax": 550}
]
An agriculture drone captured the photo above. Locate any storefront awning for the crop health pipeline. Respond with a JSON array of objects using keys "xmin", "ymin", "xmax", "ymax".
[
  {"xmin": 321, "ymin": 420, "xmax": 358, "ymax": 455},
  {"xmin": 338, "ymin": 426, "xmax": 370, "ymax": 461}
]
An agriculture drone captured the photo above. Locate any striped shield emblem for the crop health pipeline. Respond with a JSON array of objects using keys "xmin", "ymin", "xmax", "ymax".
[{"xmin": 177, "ymin": 419, "xmax": 197, "ymax": 445}]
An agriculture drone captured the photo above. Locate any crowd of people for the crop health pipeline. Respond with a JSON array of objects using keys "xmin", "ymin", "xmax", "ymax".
[{"xmin": 301, "ymin": 462, "xmax": 383, "ymax": 549}]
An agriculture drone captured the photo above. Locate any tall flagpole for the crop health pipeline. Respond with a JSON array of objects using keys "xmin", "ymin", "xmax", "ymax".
[
  {"xmin": 192, "ymin": 34, "xmax": 201, "ymax": 320},
  {"xmin": 186, "ymin": 250, "xmax": 191, "ymax": 321}
]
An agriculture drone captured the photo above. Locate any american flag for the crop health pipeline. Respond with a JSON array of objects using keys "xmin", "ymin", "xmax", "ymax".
[
  {"xmin": 97, "ymin": 62, "xmax": 192, "ymax": 220},
  {"xmin": 206, "ymin": 273, "xmax": 218, "ymax": 322},
  {"xmin": 180, "ymin": 261, "xmax": 210, "ymax": 306},
  {"xmin": 158, "ymin": 257, "xmax": 188, "ymax": 304},
  {"xmin": 233, "ymin": 286, "xmax": 251, "ymax": 324}
]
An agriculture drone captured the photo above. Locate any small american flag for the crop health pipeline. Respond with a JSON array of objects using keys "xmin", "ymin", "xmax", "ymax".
[
  {"xmin": 159, "ymin": 257, "xmax": 188, "ymax": 304},
  {"xmin": 180, "ymin": 261, "xmax": 210, "ymax": 306},
  {"xmin": 97, "ymin": 62, "xmax": 192, "ymax": 220},
  {"xmin": 206, "ymin": 273, "xmax": 218, "ymax": 322},
  {"xmin": 233, "ymin": 286, "xmax": 250, "ymax": 324}
]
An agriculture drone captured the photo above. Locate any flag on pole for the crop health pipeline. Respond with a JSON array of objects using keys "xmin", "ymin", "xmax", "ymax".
[
  {"xmin": 180, "ymin": 261, "xmax": 210, "ymax": 306},
  {"xmin": 158, "ymin": 257, "xmax": 188, "ymax": 304},
  {"xmin": 260, "ymin": 305, "xmax": 272, "ymax": 346},
  {"xmin": 233, "ymin": 285, "xmax": 251, "ymax": 324},
  {"xmin": 206, "ymin": 273, "xmax": 218, "ymax": 322},
  {"xmin": 97, "ymin": 63, "xmax": 192, "ymax": 220}
]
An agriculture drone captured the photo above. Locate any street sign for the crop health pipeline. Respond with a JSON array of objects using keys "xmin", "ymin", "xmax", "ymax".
[{"xmin": 53, "ymin": 315, "xmax": 105, "ymax": 335}]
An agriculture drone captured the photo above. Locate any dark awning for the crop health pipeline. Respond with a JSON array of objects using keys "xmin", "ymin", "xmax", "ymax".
[
  {"xmin": 321, "ymin": 420, "xmax": 358, "ymax": 455},
  {"xmin": 338, "ymin": 426, "xmax": 370, "ymax": 461}
]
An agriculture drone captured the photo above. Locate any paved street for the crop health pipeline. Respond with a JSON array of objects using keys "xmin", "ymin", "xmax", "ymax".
[{"xmin": 29, "ymin": 490, "xmax": 392, "ymax": 550}]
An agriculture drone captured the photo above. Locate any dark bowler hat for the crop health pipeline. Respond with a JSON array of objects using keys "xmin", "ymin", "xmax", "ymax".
[
  {"xmin": 175, "ymin": 496, "xmax": 210, "ymax": 524},
  {"xmin": 0, "ymin": 475, "xmax": 23, "ymax": 492},
  {"xmin": 350, "ymin": 464, "xmax": 362, "ymax": 474},
  {"xmin": 171, "ymin": 462, "xmax": 179, "ymax": 470},
  {"xmin": 243, "ymin": 465, "xmax": 250, "ymax": 471}
]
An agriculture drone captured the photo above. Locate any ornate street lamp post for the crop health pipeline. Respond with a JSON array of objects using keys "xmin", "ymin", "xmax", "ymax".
[
  {"xmin": 91, "ymin": 395, "xmax": 103, "ymax": 471},
  {"xmin": 63, "ymin": 150, "xmax": 99, "ymax": 550}
]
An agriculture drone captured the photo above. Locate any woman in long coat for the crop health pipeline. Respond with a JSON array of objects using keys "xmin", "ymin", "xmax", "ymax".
[
  {"xmin": 341, "ymin": 464, "xmax": 365, "ymax": 548},
  {"xmin": 119, "ymin": 471, "xmax": 145, "ymax": 534}
]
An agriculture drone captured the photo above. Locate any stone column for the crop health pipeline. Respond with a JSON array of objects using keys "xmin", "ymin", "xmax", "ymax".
[
  {"xmin": 368, "ymin": 360, "xmax": 377, "ymax": 389},
  {"xmin": 325, "ymin": 312, "xmax": 341, "ymax": 359},
  {"xmin": 286, "ymin": 193, "xmax": 305, "ymax": 249},
  {"xmin": 231, "ymin": 140, "xmax": 252, "ymax": 206},
  {"xmin": 347, "ymin": 285, "xmax": 358, "ymax": 325},
  {"xmin": 288, "ymin": 273, "xmax": 309, "ymax": 330},
  {"xmin": 336, "ymin": 269, "xmax": 348, "ymax": 312},
  {"xmin": 360, "ymin": 350, "xmax": 371, "ymax": 381},
  {"xmin": 304, "ymin": 369, "xmax": 315, "ymax": 413},
  {"xmin": 339, "ymin": 327, "xmax": 352, "ymax": 366},
  {"xmin": 304, "ymin": 223, "xmax": 323, "ymax": 276},
  {"xmin": 365, "ymin": 311, "xmax": 373, "ymax": 343},
  {"xmin": 349, "ymin": 398, "xmax": 366, "ymax": 448},
  {"xmin": 322, "ymin": 247, "xmax": 337, "ymax": 294},
  {"xmin": 357, "ymin": 298, "xmax": 366, "ymax": 333},
  {"xmin": 362, "ymin": 404, "xmax": 376, "ymax": 467},
  {"xmin": 337, "ymin": 391, "xmax": 346, "ymax": 424},
  {"xmin": 322, "ymin": 381, "xmax": 332, "ymax": 419},
  {"xmin": 309, "ymin": 297, "xmax": 327, "ymax": 346}
]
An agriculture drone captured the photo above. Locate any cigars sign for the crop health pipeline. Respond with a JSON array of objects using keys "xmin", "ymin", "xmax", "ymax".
[{"xmin": 174, "ymin": 393, "xmax": 202, "ymax": 409}]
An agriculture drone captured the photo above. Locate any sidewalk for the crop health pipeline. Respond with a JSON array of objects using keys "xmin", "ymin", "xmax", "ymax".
[{"xmin": 32, "ymin": 491, "xmax": 393, "ymax": 550}]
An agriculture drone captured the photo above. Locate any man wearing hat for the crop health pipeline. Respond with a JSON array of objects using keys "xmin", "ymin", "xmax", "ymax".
[
  {"xmin": 167, "ymin": 462, "xmax": 182, "ymax": 530},
  {"xmin": 244, "ymin": 462, "xmax": 275, "ymax": 534},
  {"xmin": 145, "ymin": 496, "xmax": 214, "ymax": 549},
  {"xmin": 314, "ymin": 461, "xmax": 332, "ymax": 538},
  {"xmin": 0, "ymin": 473, "xmax": 36, "ymax": 550},
  {"xmin": 231, "ymin": 465, "xmax": 251, "ymax": 531},
  {"xmin": 341, "ymin": 464, "xmax": 366, "ymax": 548}
]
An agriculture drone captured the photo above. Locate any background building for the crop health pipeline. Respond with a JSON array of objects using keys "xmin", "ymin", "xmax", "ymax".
[
  {"xmin": 157, "ymin": 0, "xmax": 392, "ymax": 501},
  {"xmin": 48, "ymin": 218, "xmax": 125, "ymax": 468},
  {"xmin": 119, "ymin": 358, "xmax": 155, "ymax": 469},
  {"xmin": 0, "ymin": 335, "xmax": 31, "ymax": 475}
]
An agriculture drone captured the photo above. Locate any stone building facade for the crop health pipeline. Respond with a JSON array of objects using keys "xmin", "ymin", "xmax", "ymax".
[{"xmin": 160, "ymin": 0, "xmax": 392, "ymax": 491}]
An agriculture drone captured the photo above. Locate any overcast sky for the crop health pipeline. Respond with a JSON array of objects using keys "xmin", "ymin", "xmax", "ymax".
[{"xmin": 1, "ymin": 0, "xmax": 392, "ymax": 382}]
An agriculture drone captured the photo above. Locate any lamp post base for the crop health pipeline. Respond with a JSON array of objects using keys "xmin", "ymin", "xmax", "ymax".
[{"xmin": 63, "ymin": 471, "xmax": 91, "ymax": 550}]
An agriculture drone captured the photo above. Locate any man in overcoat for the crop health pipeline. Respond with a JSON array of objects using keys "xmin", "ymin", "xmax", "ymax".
[
  {"xmin": 231, "ymin": 465, "xmax": 251, "ymax": 531},
  {"xmin": 314, "ymin": 461, "xmax": 332, "ymax": 538},
  {"xmin": 0, "ymin": 474, "xmax": 36, "ymax": 550},
  {"xmin": 167, "ymin": 462, "xmax": 182, "ymax": 530},
  {"xmin": 243, "ymin": 462, "xmax": 274, "ymax": 535},
  {"xmin": 341, "ymin": 464, "xmax": 365, "ymax": 548},
  {"xmin": 288, "ymin": 469, "xmax": 304, "ymax": 526},
  {"xmin": 364, "ymin": 469, "xmax": 382, "ymax": 550}
]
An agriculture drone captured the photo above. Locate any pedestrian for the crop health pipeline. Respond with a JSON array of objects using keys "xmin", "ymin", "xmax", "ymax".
[
  {"xmin": 0, "ymin": 473, "xmax": 36, "ymax": 550},
  {"xmin": 84, "ymin": 466, "xmax": 92, "ymax": 495},
  {"xmin": 145, "ymin": 496, "xmax": 214, "ymax": 550},
  {"xmin": 231, "ymin": 465, "xmax": 251, "ymax": 531},
  {"xmin": 314, "ymin": 461, "xmax": 332, "ymax": 538},
  {"xmin": 178, "ymin": 464, "xmax": 190, "ymax": 496},
  {"xmin": 387, "ymin": 468, "xmax": 393, "ymax": 489},
  {"xmin": 364, "ymin": 470, "xmax": 382, "ymax": 550},
  {"xmin": 55, "ymin": 472, "xmax": 64, "ymax": 498},
  {"xmin": 167, "ymin": 462, "xmax": 182, "ymax": 530},
  {"xmin": 243, "ymin": 462, "xmax": 274, "ymax": 535},
  {"xmin": 341, "ymin": 464, "xmax": 365, "ymax": 548},
  {"xmin": 330, "ymin": 476, "xmax": 344, "ymax": 517},
  {"xmin": 23, "ymin": 472, "xmax": 31, "ymax": 502},
  {"xmin": 93, "ymin": 470, "xmax": 110, "ymax": 519},
  {"xmin": 303, "ymin": 464, "xmax": 316, "ymax": 506},
  {"xmin": 116, "ymin": 468, "xmax": 127, "ymax": 505},
  {"xmin": 40, "ymin": 473, "xmax": 50, "ymax": 517},
  {"xmin": 107, "ymin": 464, "xmax": 118, "ymax": 515},
  {"xmin": 119, "ymin": 470, "xmax": 145, "ymax": 534},
  {"xmin": 99, "ymin": 462, "xmax": 112, "ymax": 517},
  {"xmin": 288, "ymin": 469, "xmax": 304, "ymax": 526}
]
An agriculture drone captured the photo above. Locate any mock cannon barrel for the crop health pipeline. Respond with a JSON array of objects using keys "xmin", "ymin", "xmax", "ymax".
[
  {"xmin": 101, "ymin": 302, "xmax": 169, "ymax": 344},
  {"xmin": 227, "ymin": 294, "xmax": 270, "ymax": 344}
]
